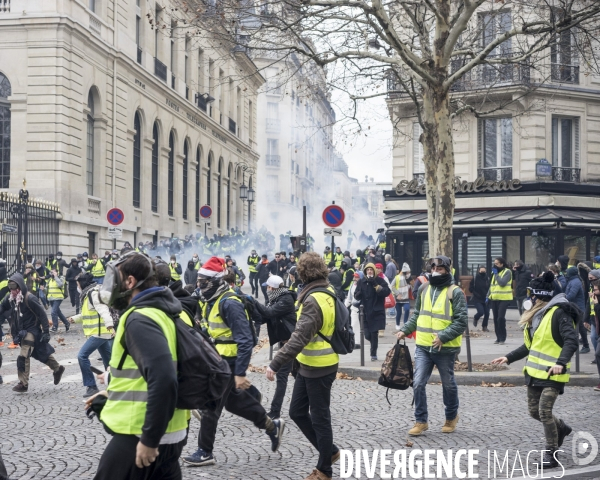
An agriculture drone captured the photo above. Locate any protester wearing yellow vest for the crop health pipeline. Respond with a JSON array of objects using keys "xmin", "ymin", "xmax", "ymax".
[
  {"xmin": 183, "ymin": 256, "xmax": 284, "ymax": 468},
  {"xmin": 492, "ymin": 272, "xmax": 579, "ymax": 469},
  {"xmin": 333, "ymin": 247, "xmax": 344, "ymax": 269},
  {"xmin": 247, "ymin": 250, "xmax": 260, "ymax": 297},
  {"xmin": 86, "ymin": 254, "xmax": 106, "ymax": 285},
  {"xmin": 266, "ymin": 252, "xmax": 341, "ymax": 480},
  {"xmin": 488, "ymin": 257, "xmax": 513, "ymax": 345},
  {"xmin": 323, "ymin": 246, "xmax": 332, "ymax": 266},
  {"xmin": 397, "ymin": 255, "xmax": 467, "ymax": 438},
  {"xmin": 168, "ymin": 255, "xmax": 182, "ymax": 282},
  {"xmin": 47, "ymin": 270, "xmax": 70, "ymax": 332},
  {"xmin": 68, "ymin": 273, "xmax": 114, "ymax": 399},
  {"xmin": 92, "ymin": 251, "xmax": 189, "ymax": 479}
]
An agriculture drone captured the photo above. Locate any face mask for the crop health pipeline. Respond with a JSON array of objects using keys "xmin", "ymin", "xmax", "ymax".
[
  {"xmin": 431, "ymin": 271, "xmax": 442, "ymax": 277},
  {"xmin": 99, "ymin": 251, "xmax": 153, "ymax": 308},
  {"xmin": 193, "ymin": 257, "xmax": 198, "ymax": 262},
  {"xmin": 77, "ymin": 287, "xmax": 82, "ymax": 294},
  {"xmin": 366, "ymin": 273, "xmax": 374, "ymax": 278},
  {"xmin": 112, "ymin": 255, "xmax": 118, "ymax": 260},
  {"xmin": 56, "ymin": 256, "xmax": 62, "ymax": 260},
  {"xmin": 523, "ymin": 298, "xmax": 533, "ymax": 311}
]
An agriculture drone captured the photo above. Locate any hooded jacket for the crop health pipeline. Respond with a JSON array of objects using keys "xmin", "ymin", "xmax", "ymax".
[
  {"xmin": 513, "ymin": 265, "xmax": 534, "ymax": 299},
  {"xmin": 327, "ymin": 267, "xmax": 344, "ymax": 300},
  {"xmin": 257, "ymin": 259, "xmax": 270, "ymax": 283},
  {"xmin": 168, "ymin": 280, "xmax": 199, "ymax": 322},
  {"xmin": 65, "ymin": 260, "xmax": 83, "ymax": 288},
  {"xmin": 564, "ymin": 269, "xmax": 585, "ymax": 312},
  {"xmin": 118, "ymin": 286, "xmax": 182, "ymax": 448},
  {"xmin": 183, "ymin": 262, "xmax": 198, "ymax": 286},
  {"xmin": 254, "ymin": 289, "xmax": 297, "ymax": 345},
  {"xmin": 354, "ymin": 263, "xmax": 392, "ymax": 332},
  {"xmin": 0, "ymin": 273, "xmax": 49, "ymax": 336},
  {"xmin": 469, "ymin": 271, "xmax": 489, "ymax": 303},
  {"xmin": 505, "ymin": 294, "xmax": 581, "ymax": 393}
]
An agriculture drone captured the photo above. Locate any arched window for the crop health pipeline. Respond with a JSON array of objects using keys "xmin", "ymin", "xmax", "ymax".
[
  {"xmin": 217, "ymin": 158, "xmax": 223, "ymax": 229},
  {"xmin": 133, "ymin": 113, "xmax": 141, "ymax": 208},
  {"xmin": 227, "ymin": 163, "xmax": 232, "ymax": 231},
  {"xmin": 0, "ymin": 73, "xmax": 11, "ymax": 188},
  {"xmin": 151, "ymin": 122, "xmax": 159, "ymax": 212},
  {"xmin": 195, "ymin": 146, "xmax": 201, "ymax": 223},
  {"xmin": 182, "ymin": 140, "xmax": 188, "ymax": 220},
  {"xmin": 207, "ymin": 153, "xmax": 213, "ymax": 206},
  {"xmin": 168, "ymin": 131, "xmax": 174, "ymax": 216},
  {"xmin": 86, "ymin": 91, "xmax": 95, "ymax": 195}
]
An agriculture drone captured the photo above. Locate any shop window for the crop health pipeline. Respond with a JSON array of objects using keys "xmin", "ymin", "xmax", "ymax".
[
  {"xmin": 457, "ymin": 236, "xmax": 488, "ymax": 277},
  {"xmin": 563, "ymin": 235, "xmax": 586, "ymax": 267},
  {"xmin": 525, "ymin": 233, "xmax": 556, "ymax": 277},
  {"xmin": 505, "ymin": 236, "xmax": 520, "ymax": 268},
  {"xmin": 478, "ymin": 118, "xmax": 512, "ymax": 181},
  {"xmin": 592, "ymin": 236, "xmax": 600, "ymax": 262},
  {"xmin": 552, "ymin": 117, "xmax": 580, "ymax": 182}
]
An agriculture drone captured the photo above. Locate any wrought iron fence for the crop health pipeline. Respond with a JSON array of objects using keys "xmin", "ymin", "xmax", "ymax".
[
  {"xmin": 478, "ymin": 167, "xmax": 513, "ymax": 181},
  {"xmin": 0, "ymin": 189, "xmax": 60, "ymax": 275},
  {"xmin": 552, "ymin": 166, "xmax": 580, "ymax": 182},
  {"xmin": 551, "ymin": 63, "xmax": 579, "ymax": 84}
]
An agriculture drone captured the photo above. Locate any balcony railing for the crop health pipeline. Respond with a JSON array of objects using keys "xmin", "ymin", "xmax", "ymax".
[
  {"xmin": 88, "ymin": 197, "xmax": 101, "ymax": 215},
  {"xmin": 551, "ymin": 166, "xmax": 580, "ymax": 182},
  {"xmin": 0, "ymin": 0, "xmax": 10, "ymax": 13},
  {"xmin": 266, "ymin": 118, "xmax": 281, "ymax": 133},
  {"xmin": 452, "ymin": 62, "xmax": 530, "ymax": 92},
  {"xmin": 413, "ymin": 172, "xmax": 425, "ymax": 185},
  {"xmin": 137, "ymin": 47, "xmax": 142, "ymax": 65},
  {"xmin": 266, "ymin": 155, "xmax": 280, "ymax": 167},
  {"xmin": 229, "ymin": 118, "xmax": 237, "ymax": 135},
  {"xmin": 478, "ymin": 167, "xmax": 513, "ymax": 181},
  {"xmin": 551, "ymin": 63, "xmax": 579, "ymax": 84},
  {"xmin": 154, "ymin": 58, "xmax": 167, "ymax": 82}
]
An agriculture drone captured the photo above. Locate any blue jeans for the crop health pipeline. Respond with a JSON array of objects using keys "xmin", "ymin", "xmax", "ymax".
[
  {"xmin": 78, "ymin": 336, "xmax": 113, "ymax": 387},
  {"xmin": 395, "ymin": 302, "xmax": 410, "ymax": 326},
  {"xmin": 49, "ymin": 299, "xmax": 68, "ymax": 329},
  {"xmin": 591, "ymin": 323, "xmax": 598, "ymax": 351},
  {"xmin": 38, "ymin": 288, "xmax": 47, "ymax": 307},
  {"xmin": 94, "ymin": 277, "xmax": 104, "ymax": 285},
  {"xmin": 413, "ymin": 347, "xmax": 459, "ymax": 423},
  {"xmin": 473, "ymin": 301, "xmax": 490, "ymax": 328}
]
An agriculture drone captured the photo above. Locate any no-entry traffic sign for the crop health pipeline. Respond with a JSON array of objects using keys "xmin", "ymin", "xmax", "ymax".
[
  {"xmin": 107, "ymin": 208, "xmax": 124, "ymax": 226},
  {"xmin": 322, "ymin": 204, "xmax": 345, "ymax": 228},
  {"xmin": 200, "ymin": 205, "xmax": 212, "ymax": 219}
]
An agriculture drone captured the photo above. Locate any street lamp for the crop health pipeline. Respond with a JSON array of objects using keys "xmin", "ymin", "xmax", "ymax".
[
  {"xmin": 248, "ymin": 186, "xmax": 255, "ymax": 203},
  {"xmin": 239, "ymin": 182, "xmax": 248, "ymax": 200}
]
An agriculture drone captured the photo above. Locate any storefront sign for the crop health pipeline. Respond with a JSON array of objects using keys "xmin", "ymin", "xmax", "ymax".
[
  {"xmin": 166, "ymin": 98, "xmax": 180, "ymax": 112},
  {"xmin": 187, "ymin": 112, "xmax": 207, "ymax": 131},
  {"xmin": 395, "ymin": 176, "xmax": 522, "ymax": 196},
  {"xmin": 212, "ymin": 130, "xmax": 228, "ymax": 144}
]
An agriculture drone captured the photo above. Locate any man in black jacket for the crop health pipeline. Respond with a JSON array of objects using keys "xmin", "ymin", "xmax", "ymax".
[
  {"xmin": 0, "ymin": 273, "xmax": 65, "ymax": 392},
  {"xmin": 469, "ymin": 266, "xmax": 490, "ymax": 330},
  {"xmin": 513, "ymin": 260, "xmax": 533, "ymax": 315},
  {"xmin": 65, "ymin": 258, "xmax": 83, "ymax": 314},
  {"xmin": 254, "ymin": 275, "xmax": 297, "ymax": 419},
  {"xmin": 327, "ymin": 262, "xmax": 344, "ymax": 301},
  {"xmin": 257, "ymin": 255, "xmax": 270, "ymax": 303}
]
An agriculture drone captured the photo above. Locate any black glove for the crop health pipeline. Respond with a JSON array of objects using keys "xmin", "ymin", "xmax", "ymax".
[{"xmin": 41, "ymin": 332, "xmax": 51, "ymax": 343}]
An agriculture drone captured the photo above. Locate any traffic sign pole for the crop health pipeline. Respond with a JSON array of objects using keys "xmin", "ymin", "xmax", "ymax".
[{"xmin": 330, "ymin": 202, "xmax": 335, "ymax": 255}]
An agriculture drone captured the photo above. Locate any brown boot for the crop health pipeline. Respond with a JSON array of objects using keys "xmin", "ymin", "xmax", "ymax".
[
  {"xmin": 332, "ymin": 450, "xmax": 340, "ymax": 464},
  {"xmin": 304, "ymin": 469, "xmax": 331, "ymax": 480},
  {"xmin": 12, "ymin": 382, "xmax": 28, "ymax": 393},
  {"xmin": 408, "ymin": 422, "xmax": 429, "ymax": 436},
  {"xmin": 441, "ymin": 414, "xmax": 459, "ymax": 433}
]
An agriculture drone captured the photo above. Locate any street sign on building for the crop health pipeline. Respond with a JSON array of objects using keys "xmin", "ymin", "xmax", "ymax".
[
  {"xmin": 324, "ymin": 227, "xmax": 342, "ymax": 236},
  {"xmin": 1, "ymin": 224, "xmax": 17, "ymax": 234},
  {"xmin": 107, "ymin": 226, "xmax": 123, "ymax": 239},
  {"xmin": 107, "ymin": 208, "xmax": 124, "ymax": 226},
  {"xmin": 322, "ymin": 204, "xmax": 345, "ymax": 228},
  {"xmin": 200, "ymin": 205, "xmax": 212, "ymax": 219},
  {"xmin": 536, "ymin": 158, "xmax": 552, "ymax": 179}
]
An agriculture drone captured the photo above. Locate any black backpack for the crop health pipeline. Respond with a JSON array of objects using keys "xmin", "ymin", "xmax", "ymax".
[
  {"xmin": 303, "ymin": 287, "xmax": 354, "ymax": 355},
  {"xmin": 378, "ymin": 340, "xmax": 413, "ymax": 404}
]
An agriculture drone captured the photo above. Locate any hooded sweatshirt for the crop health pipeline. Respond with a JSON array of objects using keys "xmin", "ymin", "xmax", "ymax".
[
  {"xmin": 169, "ymin": 280, "xmax": 199, "ymax": 321},
  {"xmin": 0, "ymin": 273, "xmax": 49, "ymax": 336}
]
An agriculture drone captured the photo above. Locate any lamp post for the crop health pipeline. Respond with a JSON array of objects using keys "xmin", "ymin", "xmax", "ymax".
[
  {"xmin": 235, "ymin": 161, "xmax": 256, "ymax": 233},
  {"xmin": 247, "ymin": 186, "xmax": 255, "ymax": 231}
]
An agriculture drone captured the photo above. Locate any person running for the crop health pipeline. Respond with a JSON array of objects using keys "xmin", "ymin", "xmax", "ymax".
[
  {"xmin": 0, "ymin": 273, "xmax": 65, "ymax": 392},
  {"xmin": 47, "ymin": 268, "xmax": 70, "ymax": 332},
  {"xmin": 183, "ymin": 257, "xmax": 284, "ymax": 467},
  {"xmin": 396, "ymin": 255, "xmax": 467, "ymax": 436},
  {"xmin": 492, "ymin": 271, "xmax": 579, "ymax": 468},
  {"xmin": 266, "ymin": 252, "xmax": 340, "ymax": 480},
  {"xmin": 68, "ymin": 273, "xmax": 114, "ymax": 398},
  {"xmin": 257, "ymin": 254, "xmax": 270, "ymax": 303},
  {"xmin": 66, "ymin": 258, "xmax": 83, "ymax": 314}
]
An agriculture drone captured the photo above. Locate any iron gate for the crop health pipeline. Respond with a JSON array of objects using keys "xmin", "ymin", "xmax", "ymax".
[{"xmin": 0, "ymin": 187, "xmax": 60, "ymax": 275}]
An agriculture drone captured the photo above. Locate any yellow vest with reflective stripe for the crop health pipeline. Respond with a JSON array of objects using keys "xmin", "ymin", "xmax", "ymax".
[
  {"xmin": 0, "ymin": 279, "xmax": 7, "ymax": 292},
  {"xmin": 91, "ymin": 260, "xmax": 105, "ymax": 278},
  {"xmin": 489, "ymin": 269, "xmax": 513, "ymax": 301},
  {"xmin": 81, "ymin": 293, "xmax": 110, "ymax": 337},
  {"xmin": 46, "ymin": 277, "xmax": 65, "ymax": 300},
  {"xmin": 169, "ymin": 264, "xmax": 181, "ymax": 281},
  {"xmin": 323, "ymin": 252, "xmax": 332, "ymax": 265},
  {"xmin": 594, "ymin": 263, "xmax": 600, "ymax": 270},
  {"xmin": 523, "ymin": 306, "xmax": 574, "ymax": 383},
  {"xmin": 248, "ymin": 256, "xmax": 259, "ymax": 273},
  {"xmin": 100, "ymin": 306, "xmax": 188, "ymax": 435},
  {"xmin": 416, "ymin": 285, "xmax": 461, "ymax": 348},
  {"xmin": 343, "ymin": 269, "xmax": 355, "ymax": 291},
  {"xmin": 334, "ymin": 253, "xmax": 344, "ymax": 269},
  {"xmin": 296, "ymin": 291, "xmax": 339, "ymax": 367},
  {"xmin": 203, "ymin": 290, "xmax": 246, "ymax": 358}
]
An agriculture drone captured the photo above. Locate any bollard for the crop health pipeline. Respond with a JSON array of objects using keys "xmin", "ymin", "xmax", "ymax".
[
  {"xmin": 464, "ymin": 327, "xmax": 473, "ymax": 372},
  {"xmin": 359, "ymin": 305, "xmax": 365, "ymax": 367},
  {"xmin": 575, "ymin": 346, "xmax": 580, "ymax": 373}
]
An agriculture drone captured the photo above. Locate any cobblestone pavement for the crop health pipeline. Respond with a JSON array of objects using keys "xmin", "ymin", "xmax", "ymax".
[{"xmin": 2, "ymin": 315, "xmax": 600, "ymax": 479}]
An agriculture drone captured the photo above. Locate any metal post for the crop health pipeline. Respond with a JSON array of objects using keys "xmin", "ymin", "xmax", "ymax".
[
  {"xmin": 464, "ymin": 327, "xmax": 473, "ymax": 372},
  {"xmin": 359, "ymin": 305, "xmax": 365, "ymax": 367},
  {"xmin": 330, "ymin": 201, "xmax": 335, "ymax": 254},
  {"xmin": 575, "ymin": 346, "xmax": 580, "ymax": 373},
  {"xmin": 269, "ymin": 345, "xmax": 273, "ymax": 361},
  {"xmin": 302, "ymin": 206, "xmax": 306, "ymax": 254}
]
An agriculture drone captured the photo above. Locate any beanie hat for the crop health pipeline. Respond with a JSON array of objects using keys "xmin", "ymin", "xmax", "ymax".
[
  {"xmin": 590, "ymin": 269, "xmax": 600, "ymax": 280},
  {"xmin": 77, "ymin": 272, "xmax": 95, "ymax": 290},
  {"xmin": 198, "ymin": 256, "xmax": 227, "ymax": 278},
  {"xmin": 375, "ymin": 263, "xmax": 384, "ymax": 270},
  {"xmin": 595, "ymin": 256, "xmax": 600, "ymax": 263},
  {"xmin": 401, "ymin": 262, "xmax": 411, "ymax": 273},
  {"xmin": 565, "ymin": 266, "xmax": 579, "ymax": 278},
  {"xmin": 557, "ymin": 255, "xmax": 569, "ymax": 271},
  {"xmin": 528, "ymin": 271, "xmax": 555, "ymax": 301},
  {"xmin": 266, "ymin": 275, "xmax": 284, "ymax": 288}
]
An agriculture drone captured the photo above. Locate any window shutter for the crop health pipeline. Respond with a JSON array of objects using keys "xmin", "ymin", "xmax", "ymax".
[
  {"xmin": 477, "ymin": 119, "xmax": 483, "ymax": 169},
  {"xmin": 413, "ymin": 122, "xmax": 424, "ymax": 174},
  {"xmin": 574, "ymin": 117, "xmax": 580, "ymax": 168}
]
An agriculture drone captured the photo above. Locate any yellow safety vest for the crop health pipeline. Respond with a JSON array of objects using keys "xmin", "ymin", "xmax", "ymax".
[
  {"xmin": 193, "ymin": 261, "xmax": 201, "ymax": 270},
  {"xmin": 46, "ymin": 277, "xmax": 65, "ymax": 300},
  {"xmin": 169, "ymin": 264, "xmax": 181, "ymax": 281},
  {"xmin": 416, "ymin": 285, "xmax": 462, "ymax": 348},
  {"xmin": 203, "ymin": 290, "xmax": 247, "ymax": 358},
  {"xmin": 81, "ymin": 292, "xmax": 111, "ymax": 337},
  {"xmin": 344, "ymin": 269, "xmax": 355, "ymax": 291},
  {"xmin": 248, "ymin": 256, "xmax": 259, "ymax": 273},
  {"xmin": 334, "ymin": 253, "xmax": 344, "ymax": 269},
  {"xmin": 91, "ymin": 260, "xmax": 105, "ymax": 278},
  {"xmin": 489, "ymin": 269, "xmax": 513, "ymax": 301},
  {"xmin": 296, "ymin": 290, "xmax": 339, "ymax": 367},
  {"xmin": 101, "ymin": 306, "xmax": 188, "ymax": 435},
  {"xmin": 523, "ymin": 306, "xmax": 574, "ymax": 383},
  {"xmin": 0, "ymin": 279, "xmax": 7, "ymax": 291},
  {"xmin": 323, "ymin": 252, "xmax": 332, "ymax": 265},
  {"xmin": 594, "ymin": 263, "xmax": 600, "ymax": 270}
]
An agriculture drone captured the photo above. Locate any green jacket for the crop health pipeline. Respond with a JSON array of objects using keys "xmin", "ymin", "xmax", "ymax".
[{"xmin": 401, "ymin": 281, "xmax": 468, "ymax": 354}]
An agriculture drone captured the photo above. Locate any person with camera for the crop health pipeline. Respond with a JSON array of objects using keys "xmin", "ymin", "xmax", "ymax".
[
  {"xmin": 0, "ymin": 273, "xmax": 65, "ymax": 392},
  {"xmin": 492, "ymin": 272, "xmax": 580, "ymax": 468}
]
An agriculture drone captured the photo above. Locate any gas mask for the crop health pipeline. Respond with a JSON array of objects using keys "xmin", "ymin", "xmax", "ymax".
[{"xmin": 99, "ymin": 251, "xmax": 154, "ymax": 310}]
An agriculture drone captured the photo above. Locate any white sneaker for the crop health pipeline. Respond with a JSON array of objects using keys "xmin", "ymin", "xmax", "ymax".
[{"xmin": 395, "ymin": 325, "xmax": 401, "ymax": 331}]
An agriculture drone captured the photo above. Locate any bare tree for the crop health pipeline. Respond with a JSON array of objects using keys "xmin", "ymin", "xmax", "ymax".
[{"xmin": 165, "ymin": 0, "xmax": 600, "ymax": 256}]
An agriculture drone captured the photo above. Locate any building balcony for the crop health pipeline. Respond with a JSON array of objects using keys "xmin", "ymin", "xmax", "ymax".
[
  {"xmin": 266, "ymin": 118, "xmax": 281, "ymax": 133},
  {"xmin": 552, "ymin": 167, "xmax": 580, "ymax": 182},
  {"xmin": 551, "ymin": 63, "xmax": 579, "ymax": 84},
  {"xmin": 478, "ymin": 167, "xmax": 513, "ymax": 181},
  {"xmin": 266, "ymin": 155, "xmax": 280, "ymax": 167},
  {"xmin": 154, "ymin": 58, "xmax": 167, "ymax": 82}
]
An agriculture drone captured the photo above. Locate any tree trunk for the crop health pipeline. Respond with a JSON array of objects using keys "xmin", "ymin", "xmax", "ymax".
[{"xmin": 421, "ymin": 86, "xmax": 455, "ymax": 260}]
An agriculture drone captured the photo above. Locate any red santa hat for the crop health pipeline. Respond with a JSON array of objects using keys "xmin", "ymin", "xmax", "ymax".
[{"xmin": 198, "ymin": 256, "xmax": 227, "ymax": 278}]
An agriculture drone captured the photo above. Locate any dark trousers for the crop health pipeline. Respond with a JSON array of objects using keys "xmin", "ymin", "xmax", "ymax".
[
  {"xmin": 490, "ymin": 300, "xmax": 509, "ymax": 342},
  {"xmin": 94, "ymin": 434, "xmax": 186, "ymax": 480},
  {"xmin": 289, "ymin": 371, "xmax": 338, "ymax": 478},
  {"xmin": 473, "ymin": 301, "xmax": 490, "ymax": 328},
  {"xmin": 578, "ymin": 320, "xmax": 589, "ymax": 348},
  {"xmin": 69, "ymin": 286, "xmax": 80, "ymax": 314},
  {"xmin": 249, "ymin": 272, "xmax": 259, "ymax": 295},
  {"xmin": 261, "ymin": 284, "xmax": 268, "ymax": 303},
  {"xmin": 198, "ymin": 374, "xmax": 268, "ymax": 453},
  {"xmin": 364, "ymin": 329, "xmax": 378, "ymax": 357},
  {"xmin": 270, "ymin": 359, "xmax": 294, "ymax": 416},
  {"xmin": 595, "ymin": 339, "xmax": 600, "ymax": 378}
]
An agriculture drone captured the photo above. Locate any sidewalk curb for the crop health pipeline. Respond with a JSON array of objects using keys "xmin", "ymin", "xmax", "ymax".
[{"xmin": 338, "ymin": 367, "xmax": 599, "ymax": 387}]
